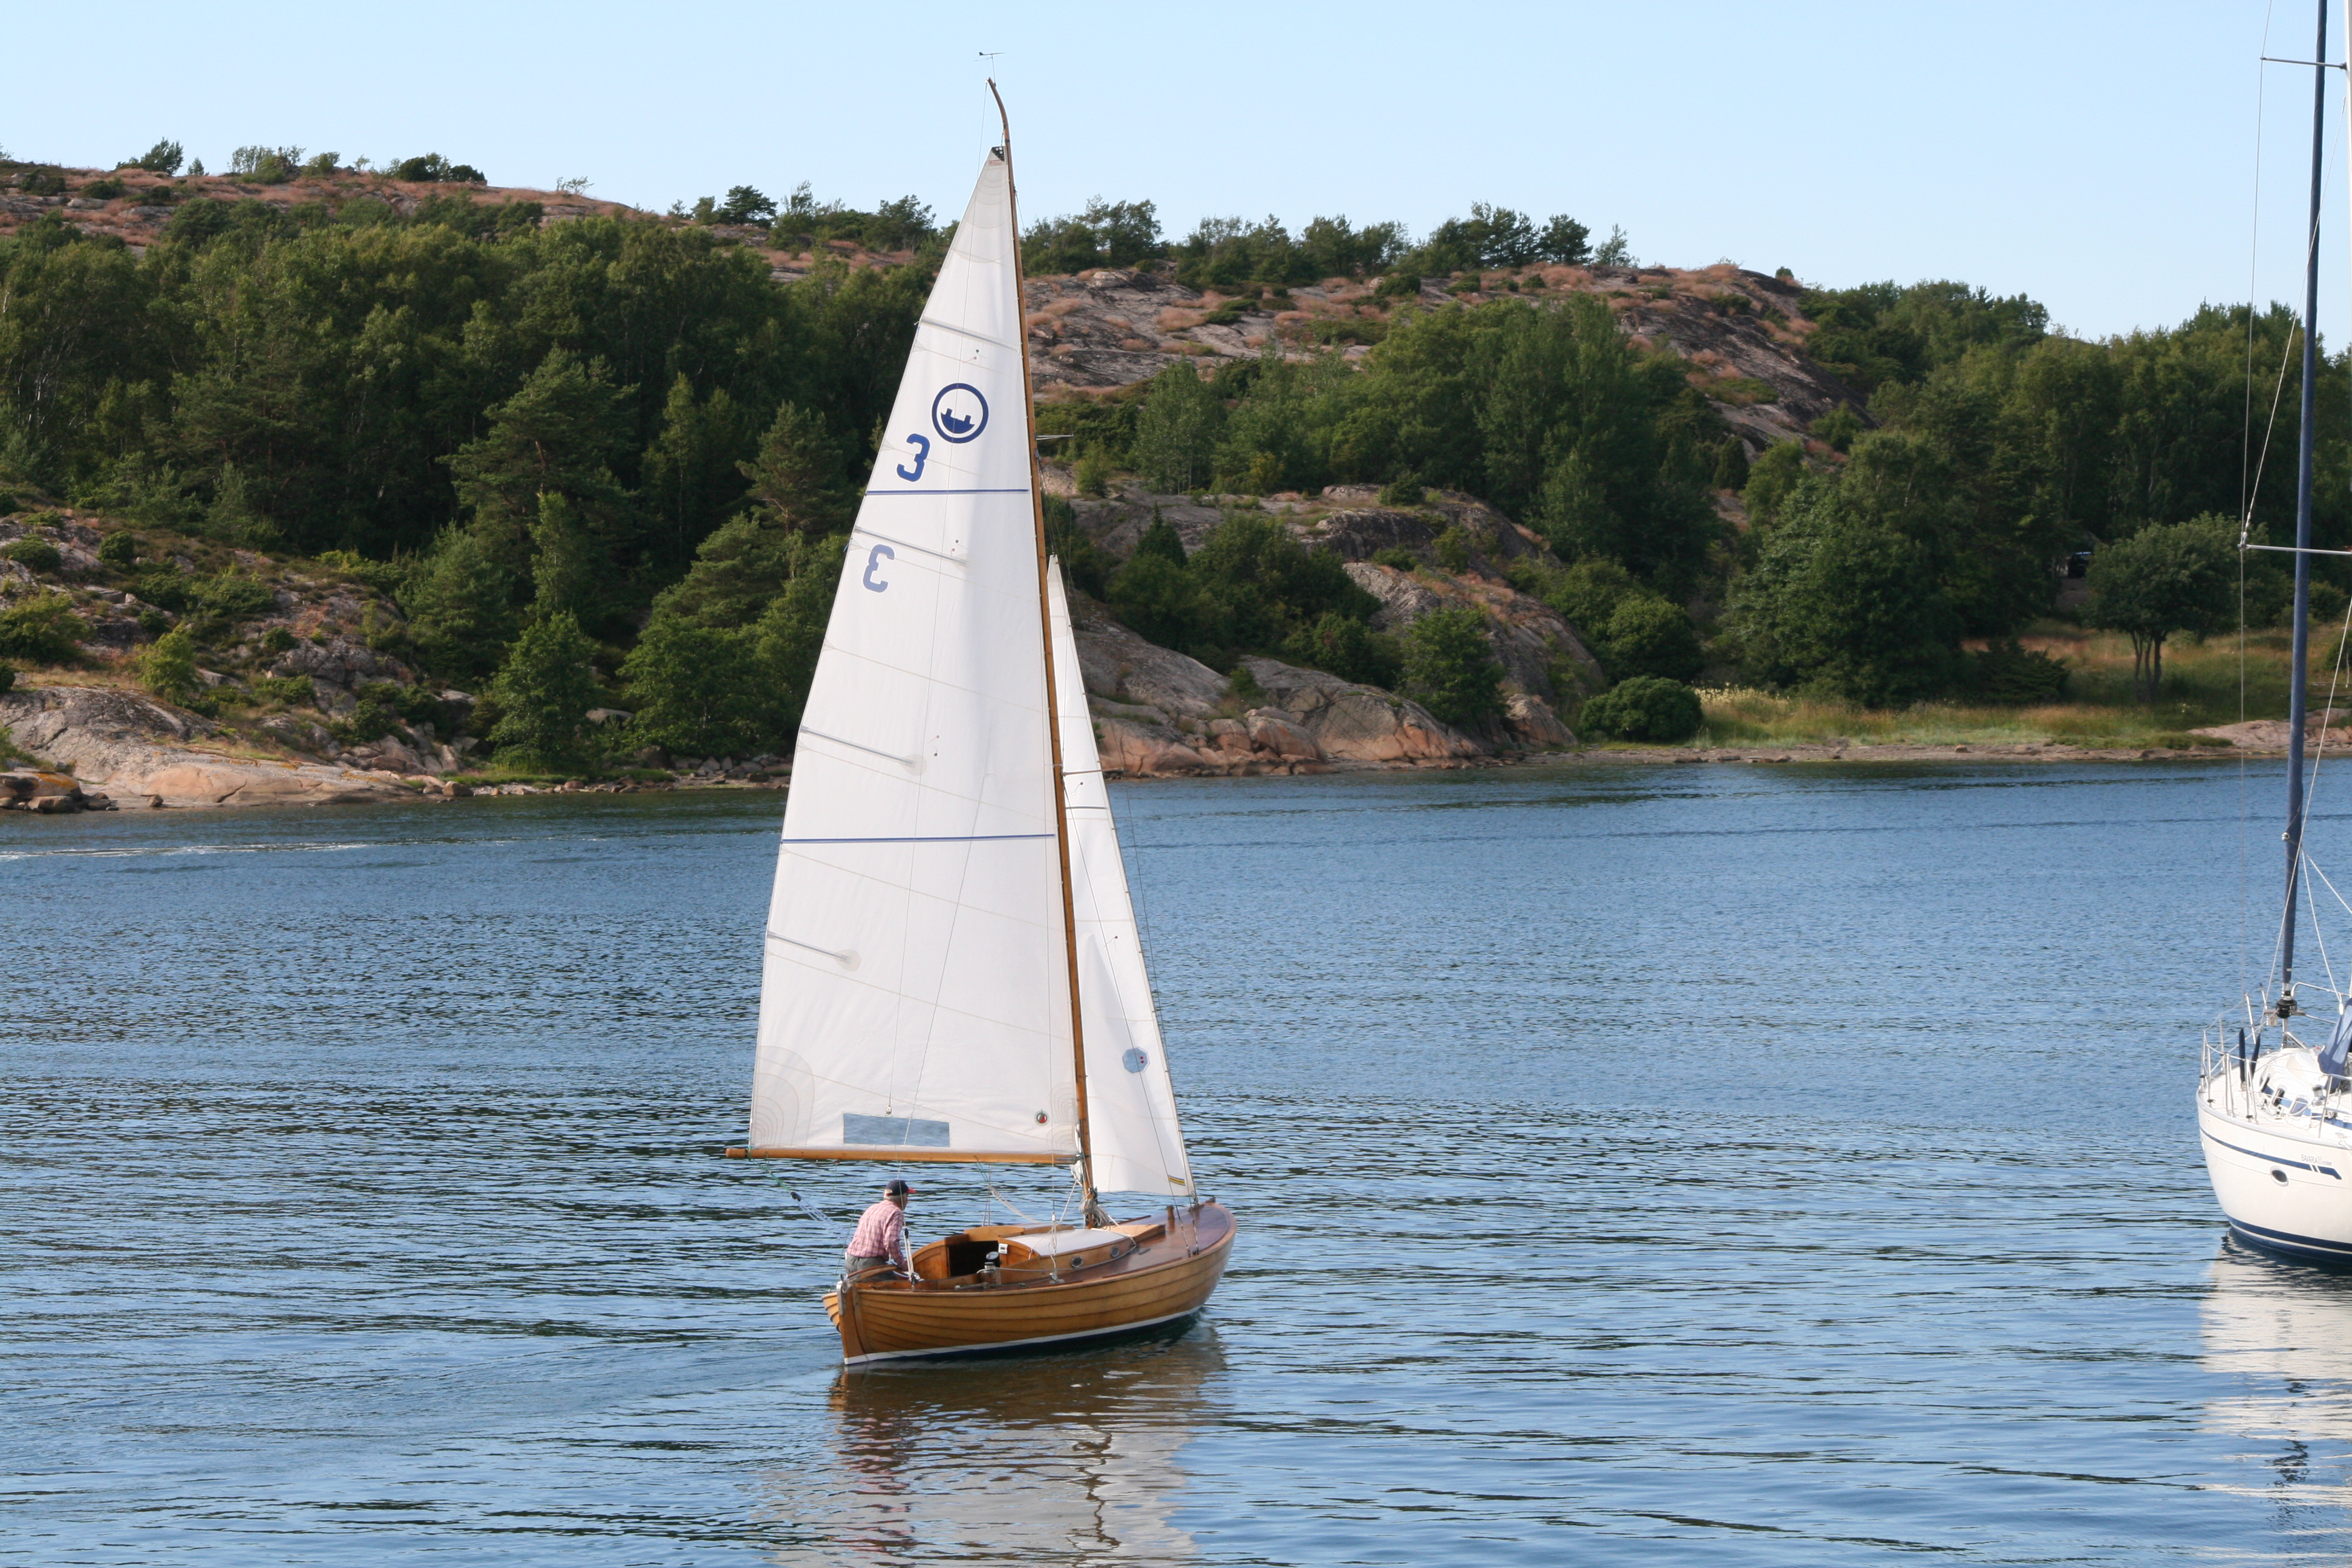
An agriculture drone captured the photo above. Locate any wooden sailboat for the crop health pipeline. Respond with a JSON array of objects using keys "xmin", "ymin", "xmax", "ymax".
[{"xmin": 725, "ymin": 90, "xmax": 1235, "ymax": 1363}]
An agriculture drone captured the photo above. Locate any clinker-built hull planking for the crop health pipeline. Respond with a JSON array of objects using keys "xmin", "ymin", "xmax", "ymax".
[{"xmin": 827, "ymin": 1203, "xmax": 1236, "ymax": 1364}]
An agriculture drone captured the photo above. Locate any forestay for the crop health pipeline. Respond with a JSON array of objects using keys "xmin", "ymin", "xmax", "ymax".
[
  {"xmin": 748, "ymin": 151, "xmax": 1078, "ymax": 1162},
  {"xmin": 1048, "ymin": 569, "xmax": 1195, "ymax": 1196}
]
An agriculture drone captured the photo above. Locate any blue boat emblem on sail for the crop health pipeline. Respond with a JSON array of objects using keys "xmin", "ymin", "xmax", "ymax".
[
  {"xmin": 1122, "ymin": 1048, "xmax": 1148, "ymax": 1073},
  {"xmin": 932, "ymin": 384, "xmax": 987, "ymax": 444}
]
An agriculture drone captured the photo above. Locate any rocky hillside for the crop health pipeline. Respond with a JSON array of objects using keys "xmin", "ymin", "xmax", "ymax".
[
  {"xmin": 2, "ymin": 160, "xmax": 1861, "ymax": 468},
  {"xmin": 1024, "ymin": 264, "xmax": 1858, "ymax": 461},
  {"xmin": 0, "ymin": 505, "xmax": 475, "ymax": 805},
  {"xmin": 1053, "ymin": 479, "xmax": 1596, "ymax": 776},
  {"xmin": 0, "ymin": 163, "xmax": 915, "ymax": 289}
]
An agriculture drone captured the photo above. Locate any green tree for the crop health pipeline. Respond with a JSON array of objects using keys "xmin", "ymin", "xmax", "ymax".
[
  {"xmin": 135, "ymin": 625, "xmax": 201, "ymax": 705},
  {"xmin": 639, "ymin": 374, "xmax": 751, "ymax": 574},
  {"xmin": 621, "ymin": 618, "xmax": 771, "ymax": 757},
  {"xmin": 1733, "ymin": 485, "xmax": 1959, "ymax": 705},
  {"xmin": 486, "ymin": 611, "xmax": 601, "ymax": 769},
  {"xmin": 736, "ymin": 399, "xmax": 851, "ymax": 535},
  {"xmin": 1741, "ymin": 441, "xmax": 1810, "ymax": 529},
  {"xmin": 446, "ymin": 348, "xmax": 634, "ymax": 567},
  {"xmin": 1599, "ymin": 595, "xmax": 1704, "ymax": 682},
  {"xmin": 1282, "ymin": 610, "xmax": 1403, "ymax": 687},
  {"xmin": 1402, "ymin": 607, "xmax": 1504, "ymax": 727},
  {"xmin": 1131, "ymin": 363, "xmax": 1224, "ymax": 492},
  {"xmin": 401, "ymin": 524, "xmax": 520, "ymax": 682},
  {"xmin": 1132, "ymin": 511, "xmax": 1187, "ymax": 567},
  {"xmin": 2084, "ymin": 515, "xmax": 2236, "ymax": 704},
  {"xmin": 1106, "ymin": 550, "xmax": 1206, "ymax": 653}
]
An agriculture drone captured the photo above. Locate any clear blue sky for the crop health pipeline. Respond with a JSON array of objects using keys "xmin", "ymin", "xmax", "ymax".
[{"xmin": 4, "ymin": 0, "xmax": 2346, "ymax": 343}]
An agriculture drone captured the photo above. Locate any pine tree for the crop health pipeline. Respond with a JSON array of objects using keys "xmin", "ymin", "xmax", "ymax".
[{"xmin": 486, "ymin": 611, "xmax": 600, "ymax": 769}]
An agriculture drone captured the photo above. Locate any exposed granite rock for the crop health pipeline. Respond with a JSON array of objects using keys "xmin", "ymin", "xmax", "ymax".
[
  {"xmin": 1094, "ymin": 716, "xmax": 1218, "ymax": 776},
  {"xmin": 1072, "ymin": 606, "xmax": 1227, "ymax": 719},
  {"xmin": 0, "ymin": 769, "xmax": 115, "ymax": 812},
  {"xmin": 1236, "ymin": 658, "xmax": 1483, "ymax": 763},
  {"xmin": 267, "ymin": 635, "xmax": 415, "ymax": 716},
  {"xmin": 0, "ymin": 685, "xmax": 407, "ymax": 808},
  {"xmin": 1344, "ymin": 561, "xmax": 1607, "ymax": 701},
  {"xmin": 1503, "ymin": 693, "xmax": 1576, "ymax": 750}
]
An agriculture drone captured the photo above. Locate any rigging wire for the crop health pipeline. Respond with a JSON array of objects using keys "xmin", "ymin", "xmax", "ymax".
[{"xmin": 2246, "ymin": 0, "xmax": 2281, "ymax": 1006}]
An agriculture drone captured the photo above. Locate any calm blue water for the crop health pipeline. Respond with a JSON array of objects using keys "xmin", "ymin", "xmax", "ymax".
[{"xmin": 5, "ymin": 762, "xmax": 2350, "ymax": 1564}]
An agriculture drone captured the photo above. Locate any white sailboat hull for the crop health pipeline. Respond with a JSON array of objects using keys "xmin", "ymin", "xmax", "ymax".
[{"xmin": 2198, "ymin": 1046, "xmax": 2352, "ymax": 1263}]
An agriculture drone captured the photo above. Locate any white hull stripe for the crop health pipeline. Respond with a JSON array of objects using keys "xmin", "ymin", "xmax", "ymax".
[
  {"xmin": 2201, "ymin": 1126, "xmax": 2344, "ymax": 1177},
  {"xmin": 840, "ymin": 1305, "xmax": 1203, "ymax": 1367}
]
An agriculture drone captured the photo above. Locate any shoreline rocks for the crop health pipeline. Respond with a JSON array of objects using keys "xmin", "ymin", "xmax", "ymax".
[{"xmin": 0, "ymin": 685, "xmax": 410, "ymax": 808}]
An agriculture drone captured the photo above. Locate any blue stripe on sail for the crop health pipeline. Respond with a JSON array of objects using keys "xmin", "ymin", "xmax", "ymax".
[
  {"xmin": 780, "ymin": 833, "xmax": 1056, "ymax": 844},
  {"xmin": 861, "ymin": 488, "xmax": 1031, "ymax": 495}
]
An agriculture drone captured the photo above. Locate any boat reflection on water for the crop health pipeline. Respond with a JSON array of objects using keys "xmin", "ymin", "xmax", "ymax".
[
  {"xmin": 2201, "ymin": 1238, "xmax": 2352, "ymax": 1512},
  {"xmin": 754, "ymin": 1328, "xmax": 1225, "ymax": 1563}
]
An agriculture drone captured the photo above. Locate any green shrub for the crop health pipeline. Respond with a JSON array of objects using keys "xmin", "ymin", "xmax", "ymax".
[
  {"xmin": 389, "ymin": 153, "xmax": 486, "ymax": 184},
  {"xmin": 1402, "ymin": 607, "xmax": 1504, "ymax": 727},
  {"xmin": 194, "ymin": 570, "xmax": 276, "ymax": 622},
  {"xmin": 1434, "ymin": 526, "xmax": 1471, "ymax": 573},
  {"xmin": 1370, "ymin": 546, "xmax": 1419, "ymax": 572},
  {"xmin": 1132, "ymin": 512, "xmax": 1187, "ymax": 567},
  {"xmin": 1376, "ymin": 479, "xmax": 1425, "ymax": 507},
  {"xmin": 1106, "ymin": 550, "xmax": 1206, "ymax": 652},
  {"xmin": 1044, "ymin": 495, "xmax": 1114, "ymax": 599},
  {"xmin": 1285, "ymin": 316, "xmax": 1387, "ymax": 347},
  {"xmin": 80, "ymin": 177, "xmax": 126, "ymax": 201},
  {"xmin": 1283, "ymin": 611, "xmax": 1403, "ymax": 688},
  {"xmin": 260, "ymin": 626, "xmax": 296, "ymax": 653},
  {"xmin": 1811, "ymin": 407, "xmax": 1863, "ymax": 452},
  {"xmin": 230, "ymin": 145, "xmax": 299, "ymax": 185},
  {"xmin": 0, "ymin": 663, "xmax": 14, "ymax": 694},
  {"xmin": 1968, "ymin": 639, "xmax": 2068, "ymax": 704},
  {"xmin": 131, "ymin": 566, "xmax": 191, "ymax": 612},
  {"xmin": 1075, "ymin": 446, "xmax": 1112, "ymax": 497},
  {"xmin": 1708, "ymin": 377, "xmax": 1779, "ymax": 407},
  {"xmin": 1599, "ymin": 595, "xmax": 1704, "ymax": 682},
  {"xmin": 136, "ymin": 626, "xmax": 201, "ymax": 704},
  {"xmin": 2, "ymin": 537, "xmax": 62, "ymax": 573},
  {"xmin": 250, "ymin": 674, "xmax": 316, "ymax": 706},
  {"xmin": 1579, "ymin": 675, "xmax": 1702, "ymax": 742},
  {"xmin": 1373, "ymin": 272, "xmax": 1422, "ymax": 301},
  {"xmin": 2152, "ymin": 731, "xmax": 2231, "ymax": 750},
  {"xmin": 315, "ymin": 552, "xmax": 411, "ymax": 601},
  {"xmin": 0, "ymin": 593, "xmax": 87, "ymax": 664},
  {"xmin": 97, "ymin": 530, "xmax": 138, "ymax": 567}
]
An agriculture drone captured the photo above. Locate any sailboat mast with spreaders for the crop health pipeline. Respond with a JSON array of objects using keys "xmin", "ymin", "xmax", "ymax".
[
  {"xmin": 2197, "ymin": 0, "xmax": 2352, "ymax": 1263},
  {"xmin": 725, "ymin": 88, "xmax": 1236, "ymax": 1362}
]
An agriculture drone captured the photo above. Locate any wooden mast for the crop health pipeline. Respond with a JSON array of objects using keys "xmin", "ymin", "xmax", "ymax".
[{"xmin": 991, "ymin": 79, "xmax": 1102, "ymax": 1221}]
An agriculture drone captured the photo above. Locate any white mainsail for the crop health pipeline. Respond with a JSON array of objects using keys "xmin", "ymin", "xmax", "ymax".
[
  {"xmin": 748, "ymin": 151, "xmax": 1077, "ymax": 1162},
  {"xmin": 1048, "ymin": 569, "xmax": 1195, "ymax": 1197}
]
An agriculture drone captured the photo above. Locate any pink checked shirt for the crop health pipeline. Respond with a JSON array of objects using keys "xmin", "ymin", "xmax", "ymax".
[{"xmin": 845, "ymin": 1198, "xmax": 907, "ymax": 1266}]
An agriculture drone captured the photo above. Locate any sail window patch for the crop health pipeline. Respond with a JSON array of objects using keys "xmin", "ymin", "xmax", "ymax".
[
  {"xmin": 1122, "ymin": 1048, "xmax": 1148, "ymax": 1073},
  {"xmin": 844, "ymin": 1114, "xmax": 951, "ymax": 1148}
]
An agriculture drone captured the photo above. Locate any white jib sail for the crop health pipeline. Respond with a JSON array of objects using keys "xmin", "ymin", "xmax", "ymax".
[
  {"xmin": 748, "ymin": 150, "xmax": 1077, "ymax": 1161},
  {"xmin": 1048, "ymin": 568, "xmax": 1195, "ymax": 1197}
]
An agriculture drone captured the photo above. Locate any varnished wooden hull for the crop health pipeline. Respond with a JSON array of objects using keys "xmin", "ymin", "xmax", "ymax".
[{"xmin": 824, "ymin": 1203, "xmax": 1236, "ymax": 1365}]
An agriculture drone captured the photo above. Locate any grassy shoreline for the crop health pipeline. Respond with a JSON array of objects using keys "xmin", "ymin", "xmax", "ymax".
[{"xmin": 1670, "ymin": 621, "xmax": 2323, "ymax": 752}]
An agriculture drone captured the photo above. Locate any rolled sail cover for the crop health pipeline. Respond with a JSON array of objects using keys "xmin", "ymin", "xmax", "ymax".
[{"xmin": 749, "ymin": 151, "xmax": 1077, "ymax": 1163}]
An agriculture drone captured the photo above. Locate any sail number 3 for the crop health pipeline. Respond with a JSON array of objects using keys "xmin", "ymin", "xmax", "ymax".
[{"xmin": 862, "ymin": 543, "xmax": 894, "ymax": 592}]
